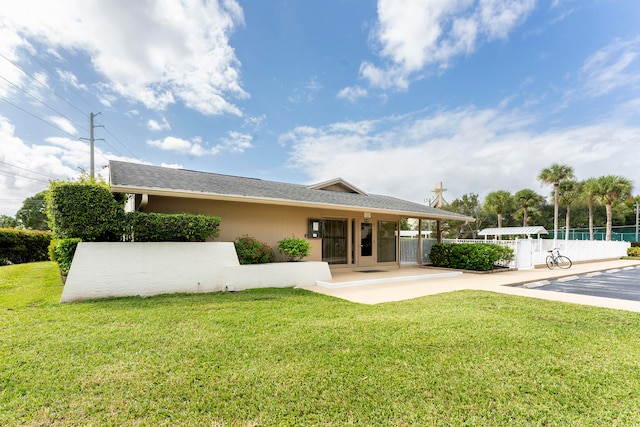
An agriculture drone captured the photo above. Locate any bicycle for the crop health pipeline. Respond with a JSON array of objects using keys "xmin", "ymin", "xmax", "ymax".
[{"xmin": 546, "ymin": 248, "xmax": 572, "ymax": 269}]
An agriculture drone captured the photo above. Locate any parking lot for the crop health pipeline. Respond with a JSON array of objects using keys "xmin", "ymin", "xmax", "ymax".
[{"xmin": 520, "ymin": 266, "xmax": 640, "ymax": 302}]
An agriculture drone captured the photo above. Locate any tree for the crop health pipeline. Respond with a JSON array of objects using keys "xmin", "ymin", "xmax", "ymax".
[
  {"xmin": 444, "ymin": 193, "xmax": 486, "ymax": 238},
  {"xmin": 0, "ymin": 215, "xmax": 18, "ymax": 228},
  {"xmin": 581, "ymin": 177, "xmax": 600, "ymax": 240},
  {"xmin": 558, "ymin": 180, "xmax": 581, "ymax": 241},
  {"xmin": 594, "ymin": 175, "xmax": 633, "ymax": 241},
  {"xmin": 538, "ymin": 163, "xmax": 574, "ymax": 244},
  {"xmin": 16, "ymin": 191, "xmax": 49, "ymax": 230},
  {"xmin": 483, "ymin": 190, "xmax": 513, "ymax": 231},
  {"xmin": 513, "ymin": 189, "xmax": 545, "ymax": 227}
]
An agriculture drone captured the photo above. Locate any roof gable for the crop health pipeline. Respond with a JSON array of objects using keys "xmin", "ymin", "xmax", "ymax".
[{"xmin": 308, "ymin": 178, "xmax": 367, "ymax": 195}]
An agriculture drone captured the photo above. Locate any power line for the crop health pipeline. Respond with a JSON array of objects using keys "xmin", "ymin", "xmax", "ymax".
[
  {"xmin": 0, "ymin": 95, "xmax": 82, "ymax": 141},
  {"xmin": 0, "ymin": 51, "xmax": 87, "ymax": 116},
  {"xmin": 1, "ymin": 50, "xmax": 141, "ymax": 164},
  {"xmin": 0, "ymin": 169, "xmax": 50, "ymax": 185},
  {"xmin": 0, "ymin": 73, "xmax": 88, "ymax": 134},
  {"xmin": 0, "ymin": 160, "xmax": 57, "ymax": 180},
  {"xmin": 102, "ymin": 123, "xmax": 140, "ymax": 159}
]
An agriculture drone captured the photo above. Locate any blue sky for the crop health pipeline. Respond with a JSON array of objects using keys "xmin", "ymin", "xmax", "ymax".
[{"xmin": 1, "ymin": 0, "xmax": 639, "ymax": 217}]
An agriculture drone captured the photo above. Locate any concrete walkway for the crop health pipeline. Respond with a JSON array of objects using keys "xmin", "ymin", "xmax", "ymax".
[{"xmin": 300, "ymin": 259, "xmax": 640, "ymax": 312}]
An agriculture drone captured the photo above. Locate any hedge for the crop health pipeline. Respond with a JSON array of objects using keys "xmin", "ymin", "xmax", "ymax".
[
  {"xmin": 429, "ymin": 242, "xmax": 514, "ymax": 271},
  {"xmin": 0, "ymin": 228, "xmax": 52, "ymax": 265},
  {"xmin": 234, "ymin": 236, "xmax": 276, "ymax": 264},
  {"xmin": 277, "ymin": 236, "xmax": 311, "ymax": 261},
  {"xmin": 49, "ymin": 238, "xmax": 82, "ymax": 275},
  {"xmin": 47, "ymin": 182, "xmax": 125, "ymax": 241},
  {"xmin": 628, "ymin": 247, "xmax": 640, "ymax": 257},
  {"xmin": 126, "ymin": 212, "xmax": 221, "ymax": 242}
]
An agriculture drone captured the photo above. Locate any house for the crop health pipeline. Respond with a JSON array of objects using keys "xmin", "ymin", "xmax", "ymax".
[{"xmin": 109, "ymin": 160, "xmax": 473, "ymax": 269}]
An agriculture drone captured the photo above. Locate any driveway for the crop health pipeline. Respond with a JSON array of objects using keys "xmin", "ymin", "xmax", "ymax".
[
  {"xmin": 520, "ymin": 266, "xmax": 640, "ymax": 302},
  {"xmin": 301, "ymin": 259, "xmax": 640, "ymax": 312}
]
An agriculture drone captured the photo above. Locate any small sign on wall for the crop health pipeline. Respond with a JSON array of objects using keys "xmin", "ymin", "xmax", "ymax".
[{"xmin": 308, "ymin": 219, "xmax": 323, "ymax": 238}]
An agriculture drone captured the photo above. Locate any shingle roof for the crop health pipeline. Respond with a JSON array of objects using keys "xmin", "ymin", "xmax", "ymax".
[{"xmin": 109, "ymin": 160, "xmax": 474, "ymax": 221}]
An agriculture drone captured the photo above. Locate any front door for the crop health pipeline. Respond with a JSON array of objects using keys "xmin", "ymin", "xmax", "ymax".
[{"xmin": 359, "ymin": 221, "xmax": 375, "ymax": 267}]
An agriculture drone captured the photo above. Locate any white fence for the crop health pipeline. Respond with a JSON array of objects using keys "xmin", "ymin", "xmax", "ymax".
[{"xmin": 400, "ymin": 238, "xmax": 630, "ymax": 269}]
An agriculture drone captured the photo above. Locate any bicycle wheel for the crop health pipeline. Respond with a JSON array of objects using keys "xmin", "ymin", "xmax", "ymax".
[
  {"xmin": 557, "ymin": 255, "xmax": 572, "ymax": 269},
  {"xmin": 546, "ymin": 255, "xmax": 555, "ymax": 269}
]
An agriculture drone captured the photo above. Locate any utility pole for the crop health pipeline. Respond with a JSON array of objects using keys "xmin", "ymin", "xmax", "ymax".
[
  {"xmin": 90, "ymin": 112, "xmax": 95, "ymax": 179},
  {"xmin": 82, "ymin": 112, "xmax": 103, "ymax": 179}
]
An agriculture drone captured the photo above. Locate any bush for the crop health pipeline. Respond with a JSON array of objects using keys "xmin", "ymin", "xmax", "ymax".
[
  {"xmin": 0, "ymin": 228, "xmax": 52, "ymax": 265},
  {"xmin": 49, "ymin": 238, "xmax": 82, "ymax": 275},
  {"xmin": 627, "ymin": 247, "xmax": 640, "ymax": 257},
  {"xmin": 234, "ymin": 236, "xmax": 276, "ymax": 264},
  {"xmin": 277, "ymin": 236, "xmax": 311, "ymax": 261},
  {"xmin": 631, "ymin": 242, "xmax": 640, "ymax": 248},
  {"xmin": 47, "ymin": 181, "xmax": 125, "ymax": 241},
  {"xmin": 126, "ymin": 212, "xmax": 221, "ymax": 242},
  {"xmin": 429, "ymin": 243, "xmax": 514, "ymax": 271}
]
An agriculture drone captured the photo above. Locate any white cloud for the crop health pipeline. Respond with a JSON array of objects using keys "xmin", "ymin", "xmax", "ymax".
[
  {"xmin": 288, "ymin": 76, "xmax": 323, "ymax": 103},
  {"xmin": 147, "ymin": 136, "xmax": 201, "ymax": 155},
  {"xmin": 48, "ymin": 116, "xmax": 78, "ymax": 135},
  {"xmin": 243, "ymin": 114, "xmax": 267, "ymax": 130},
  {"xmin": 337, "ymin": 85, "xmax": 368, "ymax": 102},
  {"xmin": 161, "ymin": 163, "xmax": 183, "ymax": 169},
  {"xmin": 147, "ymin": 117, "xmax": 171, "ymax": 132},
  {"xmin": 56, "ymin": 69, "xmax": 87, "ymax": 91},
  {"xmin": 281, "ymin": 107, "xmax": 639, "ymax": 204},
  {"xmin": 363, "ymin": 0, "xmax": 536, "ymax": 90},
  {"xmin": 147, "ymin": 131, "xmax": 253, "ymax": 156},
  {"xmin": 0, "ymin": 115, "xmax": 83, "ymax": 215},
  {"xmin": 213, "ymin": 131, "xmax": 253, "ymax": 154},
  {"xmin": 2, "ymin": 0, "xmax": 248, "ymax": 116},
  {"xmin": 580, "ymin": 37, "xmax": 640, "ymax": 97}
]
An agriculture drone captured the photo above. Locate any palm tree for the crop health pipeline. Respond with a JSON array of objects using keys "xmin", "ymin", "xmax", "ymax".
[
  {"xmin": 581, "ymin": 177, "xmax": 600, "ymax": 240},
  {"xmin": 484, "ymin": 190, "xmax": 513, "ymax": 235},
  {"xmin": 538, "ymin": 163, "xmax": 574, "ymax": 244},
  {"xmin": 594, "ymin": 175, "xmax": 633, "ymax": 241},
  {"xmin": 513, "ymin": 189, "xmax": 544, "ymax": 226},
  {"xmin": 558, "ymin": 180, "xmax": 581, "ymax": 241}
]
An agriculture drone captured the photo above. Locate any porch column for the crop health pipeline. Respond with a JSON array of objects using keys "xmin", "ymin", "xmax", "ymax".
[
  {"xmin": 436, "ymin": 220, "xmax": 442, "ymax": 243},
  {"xmin": 417, "ymin": 218, "xmax": 423, "ymax": 265}
]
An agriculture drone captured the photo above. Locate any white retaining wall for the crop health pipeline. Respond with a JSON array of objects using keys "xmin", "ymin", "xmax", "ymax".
[{"xmin": 60, "ymin": 242, "xmax": 331, "ymax": 302}]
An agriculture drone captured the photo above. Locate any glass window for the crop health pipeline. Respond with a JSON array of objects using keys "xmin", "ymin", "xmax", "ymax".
[{"xmin": 377, "ymin": 221, "xmax": 398, "ymax": 263}]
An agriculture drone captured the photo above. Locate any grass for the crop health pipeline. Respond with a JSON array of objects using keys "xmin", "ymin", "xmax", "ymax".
[{"xmin": 2, "ymin": 262, "xmax": 640, "ymax": 426}]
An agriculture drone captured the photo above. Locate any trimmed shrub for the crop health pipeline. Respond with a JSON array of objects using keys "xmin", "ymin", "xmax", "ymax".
[
  {"xmin": 429, "ymin": 243, "xmax": 514, "ymax": 271},
  {"xmin": 47, "ymin": 181, "xmax": 125, "ymax": 241},
  {"xmin": 277, "ymin": 236, "xmax": 311, "ymax": 261},
  {"xmin": 234, "ymin": 236, "xmax": 276, "ymax": 264},
  {"xmin": 49, "ymin": 238, "xmax": 82, "ymax": 275},
  {"xmin": 126, "ymin": 212, "xmax": 221, "ymax": 242},
  {"xmin": 627, "ymin": 247, "xmax": 640, "ymax": 257},
  {"xmin": 0, "ymin": 228, "xmax": 52, "ymax": 265}
]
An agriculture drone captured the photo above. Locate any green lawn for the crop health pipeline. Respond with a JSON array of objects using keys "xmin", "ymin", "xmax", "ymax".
[{"xmin": 2, "ymin": 262, "xmax": 640, "ymax": 426}]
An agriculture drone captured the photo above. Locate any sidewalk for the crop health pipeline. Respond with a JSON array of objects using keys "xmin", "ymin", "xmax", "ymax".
[{"xmin": 299, "ymin": 259, "xmax": 640, "ymax": 312}]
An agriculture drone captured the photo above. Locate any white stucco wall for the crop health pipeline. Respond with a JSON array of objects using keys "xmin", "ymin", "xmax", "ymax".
[
  {"xmin": 225, "ymin": 262, "xmax": 332, "ymax": 291},
  {"xmin": 60, "ymin": 242, "xmax": 332, "ymax": 302}
]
